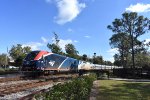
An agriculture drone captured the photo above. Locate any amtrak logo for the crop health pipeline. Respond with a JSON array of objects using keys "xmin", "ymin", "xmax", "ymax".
[{"xmin": 49, "ymin": 60, "xmax": 55, "ymax": 66}]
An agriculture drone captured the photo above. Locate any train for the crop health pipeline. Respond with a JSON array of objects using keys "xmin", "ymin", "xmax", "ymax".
[
  {"xmin": 21, "ymin": 50, "xmax": 119, "ymax": 76},
  {"xmin": 21, "ymin": 50, "xmax": 81, "ymax": 75}
]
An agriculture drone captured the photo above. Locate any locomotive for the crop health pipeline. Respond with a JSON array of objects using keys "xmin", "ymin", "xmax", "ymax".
[{"xmin": 21, "ymin": 50, "xmax": 80, "ymax": 75}]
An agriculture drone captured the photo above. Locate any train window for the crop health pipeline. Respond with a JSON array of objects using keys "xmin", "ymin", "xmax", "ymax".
[
  {"xmin": 44, "ymin": 54, "xmax": 66, "ymax": 68},
  {"xmin": 25, "ymin": 51, "xmax": 40, "ymax": 61},
  {"xmin": 60, "ymin": 58, "xmax": 72, "ymax": 69},
  {"xmin": 60, "ymin": 58, "xmax": 79, "ymax": 70},
  {"xmin": 70, "ymin": 59, "xmax": 79, "ymax": 69}
]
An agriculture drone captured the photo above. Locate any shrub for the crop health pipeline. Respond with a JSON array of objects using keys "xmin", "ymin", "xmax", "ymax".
[
  {"xmin": 34, "ymin": 74, "xmax": 96, "ymax": 100},
  {"xmin": 0, "ymin": 68, "xmax": 5, "ymax": 72}
]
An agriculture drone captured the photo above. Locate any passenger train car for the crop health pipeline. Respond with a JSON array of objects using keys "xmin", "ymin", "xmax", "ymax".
[{"xmin": 22, "ymin": 51, "xmax": 79, "ymax": 75}]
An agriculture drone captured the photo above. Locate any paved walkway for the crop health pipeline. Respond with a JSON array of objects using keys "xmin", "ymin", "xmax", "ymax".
[
  {"xmin": 109, "ymin": 78, "xmax": 150, "ymax": 82},
  {"xmin": 89, "ymin": 80, "xmax": 100, "ymax": 100}
]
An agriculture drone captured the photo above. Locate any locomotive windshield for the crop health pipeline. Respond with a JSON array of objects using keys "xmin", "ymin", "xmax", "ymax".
[
  {"xmin": 61, "ymin": 58, "xmax": 79, "ymax": 69},
  {"xmin": 25, "ymin": 51, "xmax": 40, "ymax": 61},
  {"xmin": 44, "ymin": 54, "xmax": 66, "ymax": 68}
]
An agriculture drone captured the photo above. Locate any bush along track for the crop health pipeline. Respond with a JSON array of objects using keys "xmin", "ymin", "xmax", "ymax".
[{"xmin": 34, "ymin": 74, "xmax": 96, "ymax": 100}]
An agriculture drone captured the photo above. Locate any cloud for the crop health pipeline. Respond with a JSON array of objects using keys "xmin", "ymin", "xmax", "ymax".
[
  {"xmin": 74, "ymin": 40, "xmax": 79, "ymax": 43},
  {"xmin": 82, "ymin": 0, "xmax": 95, "ymax": 2},
  {"xmin": 126, "ymin": 3, "xmax": 150, "ymax": 13},
  {"xmin": 107, "ymin": 48, "xmax": 119, "ymax": 56},
  {"xmin": 45, "ymin": 0, "xmax": 52, "ymax": 3},
  {"xmin": 144, "ymin": 39, "xmax": 150, "ymax": 50},
  {"xmin": 41, "ymin": 37, "xmax": 48, "ymax": 43},
  {"xmin": 22, "ymin": 42, "xmax": 44, "ymax": 51},
  {"xmin": 105, "ymin": 48, "xmax": 119, "ymax": 62},
  {"xmin": 22, "ymin": 37, "xmax": 49, "ymax": 50},
  {"xmin": 84, "ymin": 35, "xmax": 91, "ymax": 38},
  {"xmin": 58, "ymin": 39, "xmax": 73, "ymax": 50},
  {"xmin": 144, "ymin": 39, "xmax": 150, "ymax": 44},
  {"xmin": 51, "ymin": 38, "xmax": 78, "ymax": 50},
  {"xmin": 54, "ymin": 0, "xmax": 86, "ymax": 25},
  {"xmin": 67, "ymin": 28, "xmax": 73, "ymax": 32},
  {"xmin": 22, "ymin": 37, "xmax": 78, "ymax": 52},
  {"xmin": 91, "ymin": 0, "xmax": 95, "ymax": 2},
  {"xmin": 105, "ymin": 57, "xmax": 114, "ymax": 63}
]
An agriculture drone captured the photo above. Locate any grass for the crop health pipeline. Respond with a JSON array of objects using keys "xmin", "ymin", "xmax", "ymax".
[{"xmin": 97, "ymin": 80, "xmax": 150, "ymax": 100}]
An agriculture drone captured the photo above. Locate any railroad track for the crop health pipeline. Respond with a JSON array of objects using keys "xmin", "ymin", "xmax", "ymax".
[
  {"xmin": 0, "ymin": 80, "xmax": 53, "ymax": 96},
  {"xmin": 0, "ymin": 76, "xmax": 22, "ymax": 83},
  {"xmin": 0, "ymin": 74, "xmax": 78, "ymax": 98}
]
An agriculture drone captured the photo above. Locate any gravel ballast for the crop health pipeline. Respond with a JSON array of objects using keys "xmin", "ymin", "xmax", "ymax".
[{"xmin": 0, "ymin": 82, "xmax": 58, "ymax": 100}]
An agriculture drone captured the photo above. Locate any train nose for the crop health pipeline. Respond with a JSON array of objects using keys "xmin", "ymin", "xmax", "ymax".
[{"xmin": 22, "ymin": 61, "xmax": 37, "ymax": 71}]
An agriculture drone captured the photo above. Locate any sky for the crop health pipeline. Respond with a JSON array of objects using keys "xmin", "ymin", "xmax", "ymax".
[{"xmin": 0, "ymin": 0, "xmax": 150, "ymax": 62}]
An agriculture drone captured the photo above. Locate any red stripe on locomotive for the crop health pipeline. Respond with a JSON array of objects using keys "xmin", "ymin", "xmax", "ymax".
[{"xmin": 34, "ymin": 51, "xmax": 49, "ymax": 60}]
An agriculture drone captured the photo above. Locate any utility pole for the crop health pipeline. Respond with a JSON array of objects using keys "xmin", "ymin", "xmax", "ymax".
[{"xmin": 5, "ymin": 47, "xmax": 8, "ymax": 69}]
